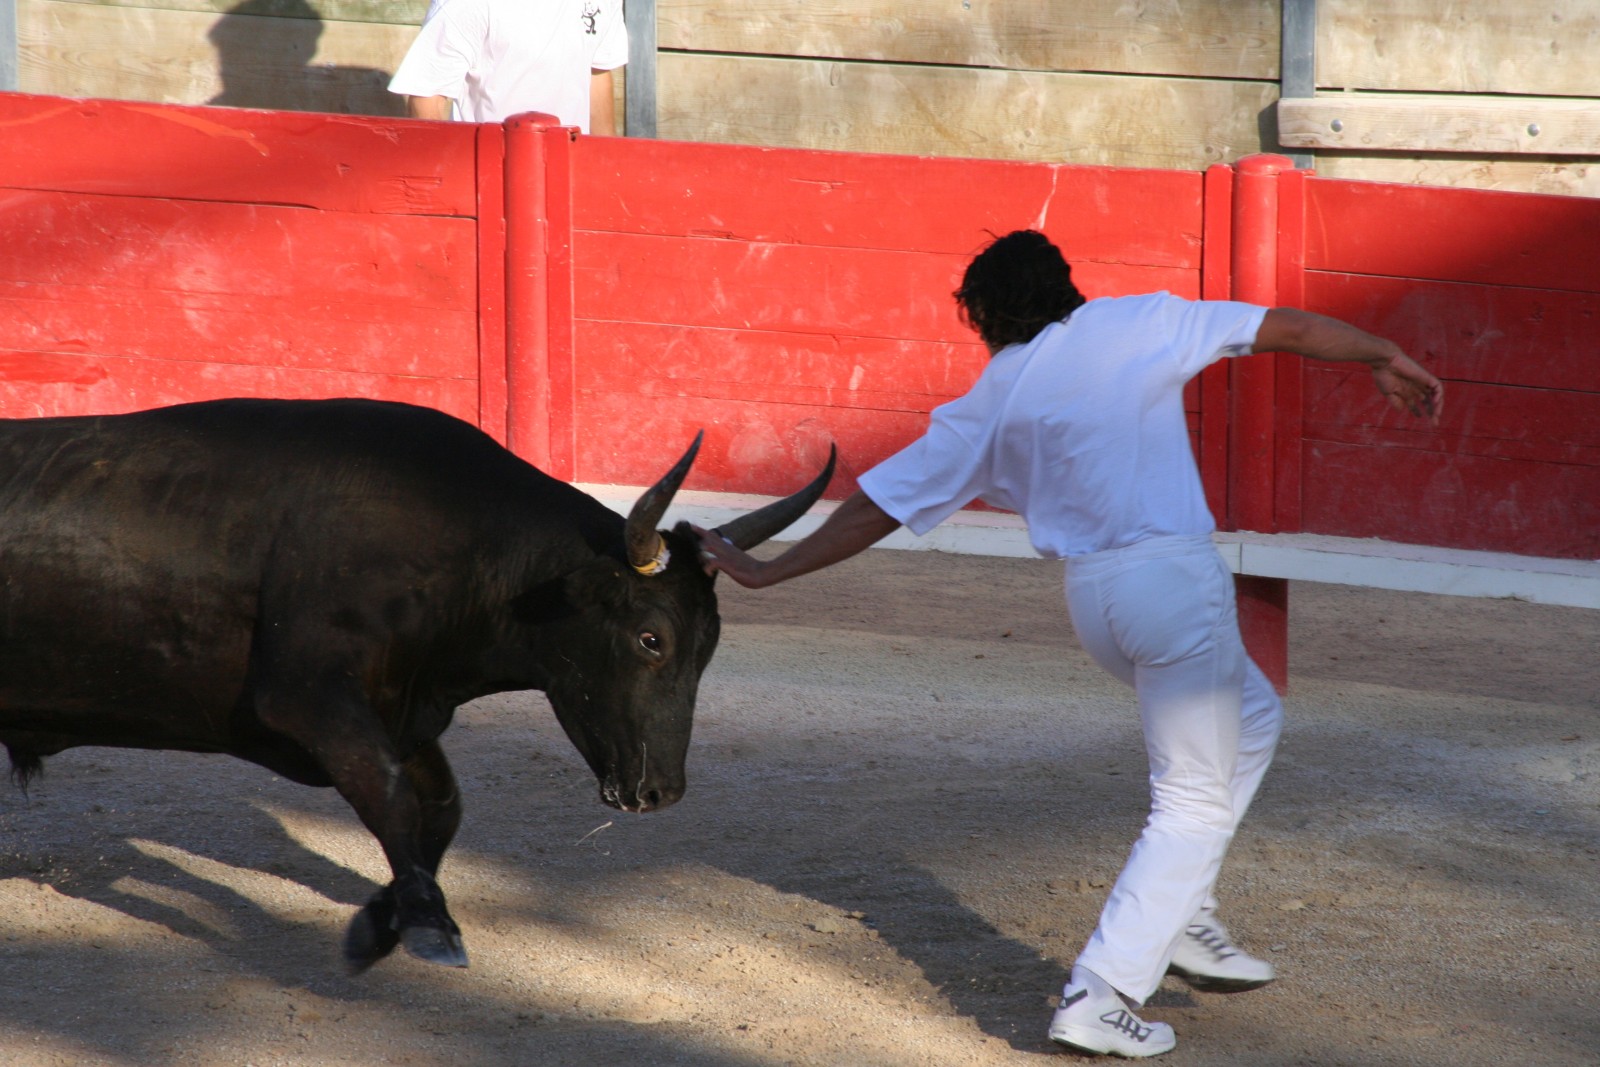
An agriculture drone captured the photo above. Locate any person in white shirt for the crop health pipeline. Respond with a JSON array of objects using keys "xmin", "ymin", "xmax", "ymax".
[
  {"xmin": 696, "ymin": 229, "xmax": 1443, "ymax": 1059},
  {"xmin": 388, "ymin": 0, "xmax": 627, "ymax": 133}
]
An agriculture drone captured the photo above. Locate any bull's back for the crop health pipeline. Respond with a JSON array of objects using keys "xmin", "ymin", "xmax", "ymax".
[{"xmin": 0, "ymin": 399, "xmax": 601, "ymax": 753}]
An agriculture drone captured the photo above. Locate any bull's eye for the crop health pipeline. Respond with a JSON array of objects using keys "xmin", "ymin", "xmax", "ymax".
[{"xmin": 639, "ymin": 632, "xmax": 663, "ymax": 655}]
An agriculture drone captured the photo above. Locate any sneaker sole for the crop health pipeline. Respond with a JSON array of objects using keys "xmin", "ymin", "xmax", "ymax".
[
  {"xmin": 1166, "ymin": 965, "xmax": 1274, "ymax": 994},
  {"xmin": 1049, "ymin": 1024, "xmax": 1176, "ymax": 1059}
]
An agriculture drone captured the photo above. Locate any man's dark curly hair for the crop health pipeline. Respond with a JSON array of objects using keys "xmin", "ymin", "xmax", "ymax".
[{"xmin": 953, "ymin": 229, "xmax": 1086, "ymax": 352}]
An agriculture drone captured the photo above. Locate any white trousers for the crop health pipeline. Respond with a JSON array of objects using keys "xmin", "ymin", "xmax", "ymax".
[{"xmin": 1063, "ymin": 534, "xmax": 1283, "ymax": 1004}]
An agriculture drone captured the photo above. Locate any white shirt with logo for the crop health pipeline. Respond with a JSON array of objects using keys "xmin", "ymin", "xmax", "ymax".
[{"xmin": 389, "ymin": 0, "xmax": 628, "ymax": 130}]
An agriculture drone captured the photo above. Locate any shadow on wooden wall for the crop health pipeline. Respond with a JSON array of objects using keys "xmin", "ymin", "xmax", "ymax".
[{"xmin": 207, "ymin": 0, "xmax": 403, "ymax": 116}]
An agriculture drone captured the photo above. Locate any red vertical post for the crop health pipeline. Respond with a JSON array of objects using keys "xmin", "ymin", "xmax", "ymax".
[
  {"xmin": 1230, "ymin": 154, "xmax": 1297, "ymax": 692},
  {"xmin": 1272, "ymin": 166, "xmax": 1309, "ymax": 532},
  {"xmin": 541, "ymin": 125, "xmax": 577, "ymax": 481},
  {"xmin": 1198, "ymin": 164, "xmax": 1235, "ymax": 521},
  {"xmin": 503, "ymin": 113, "xmax": 559, "ymax": 470},
  {"xmin": 475, "ymin": 123, "xmax": 509, "ymax": 446}
]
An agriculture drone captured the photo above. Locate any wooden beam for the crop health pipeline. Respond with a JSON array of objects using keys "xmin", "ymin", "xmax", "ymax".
[
  {"xmin": 1320, "ymin": 0, "xmax": 1600, "ymax": 98},
  {"xmin": 1279, "ymin": 0, "xmax": 1316, "ymax": 168},
  {"xmin": 1279, "ymin": 94, "xmax": 1600, "ymax": 156},
  {"xmin": 1309, "ymin": 154, "xmax": 1600, "ymax": 198},
  {"xmin": 658, "ymin": 0, "xmax": 1279, "ymax": 80},
  {"xmin": 658, "ymin": 53, "xmax": 1279, "ymax": 170},
  {"xmin": 32, "ymin": 0, "xmax": 429, "ymax": 26},
  {"xmin": 18, "ymin": 1, "xmax": 415, "ymax": 112}
]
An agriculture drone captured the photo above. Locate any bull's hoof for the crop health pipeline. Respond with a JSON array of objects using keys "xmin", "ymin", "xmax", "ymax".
[
  {"xmin": 342, "ymin": 903, "xmax": 401, "ymax": 975},
  {"xmin": 401, "ymin": 924, "xmax": 469, "ymax": 968}
]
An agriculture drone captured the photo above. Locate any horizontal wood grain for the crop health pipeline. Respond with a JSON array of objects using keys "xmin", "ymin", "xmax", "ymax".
[
  {"xmin": 1306, "ymin": 153, "xmax": 1600, "ymax": 199},
  {"xmin": 1299, "ymin": 439, "xmax": 1600, "ymax": 558},
  {"xmin": 0, "ymin": 189, "xmax": 478, "ymax": 383},
  {"xmin": 1303, "ymin": 178, "xmax": 1600, "ymax": 292},
  {"xmin": 657, "ymin": 0, "xmax": 1279, "ymax": 80},
  {"xmin": 575, "ymin": 321, "xmax": 986, "ymax": 415},
  {"xmin": 1319, "ymin": 0, "xmax": 1600, "ymax": 98},
  {"xmin": 655, "ymin": 53, "xmax": 1280, "ymax": 171},
  {"xmin": 45, "ymin": 0, "xmax": 428, "ymax": 25},
  {"xmin": 19, "ymin": 0, "xmax": 415, "ymax": 114},
  {"xmin": 567, "ymin": 384, "xmax": 938, "ymax": 497},
  {"xmin": 570, "ymin": 231, "xmax": 1199, "ymax": 345},
  {"xmin": 1280, "ymin": 95, "xmax": 1600, "ymax": 156},
  {"xmin": 1303, "ymin": 273, "xmax": 1600, "ymax": 394},
  {"xmin": 573, "ymin": 136, "xmax": 1205, "ymax": 264},
  {"xmin": 0, "ymin": 351, "xmax": 480, "ymax": 423},
  {"xmin": 0, "ymin": 93, "xmax": 475, "ymax": 215}
]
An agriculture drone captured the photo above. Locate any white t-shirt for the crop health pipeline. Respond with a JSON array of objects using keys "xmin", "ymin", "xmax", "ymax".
[
  {"xmin": 388, "ymin": 0, "xmax": 628, "ymax": 130},
  {"xmin": 857, "ymin": 292, "xmax": 1268, "ymax": 559}
]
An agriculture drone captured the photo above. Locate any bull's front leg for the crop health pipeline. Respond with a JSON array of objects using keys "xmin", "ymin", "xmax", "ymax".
[
  {"xmin": 342, "ymin": 739, "xmax": 466, "ymax": 972},
  {"xmin": 255, "ymin": 683, "xmax": 466, "ymax": 972}
]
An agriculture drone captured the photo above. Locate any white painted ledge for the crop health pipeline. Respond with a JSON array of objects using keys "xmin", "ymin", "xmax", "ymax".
[{"xmin": 582, "ymin": 485, "xmax": 1600, "ymax": 610}]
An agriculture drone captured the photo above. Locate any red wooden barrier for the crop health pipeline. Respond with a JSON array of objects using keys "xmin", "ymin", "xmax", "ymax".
[
  {"xmin": 5, "ymin": 95, "xmax": 1596, "ymax": 689},
  {"xmin": 540, "ymin": 134, "xmax": 1207, "ymax": 495},
  {"xmin": 0, "ymin": 94, "xmax": 502, "ymax": 427},
  {"xmin": 1296, "ymin": 180, "xmax": 1600, "ymax": 560}
]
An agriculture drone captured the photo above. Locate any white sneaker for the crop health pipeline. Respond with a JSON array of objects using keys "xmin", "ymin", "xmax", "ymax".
[
  {"xmin": 1049, "ymin": 985, "xmax": 1176, "ymax": 1059},
  {"xmin": 1167, "ymin": 912, "xmax": 1275, "ymax": 993}
]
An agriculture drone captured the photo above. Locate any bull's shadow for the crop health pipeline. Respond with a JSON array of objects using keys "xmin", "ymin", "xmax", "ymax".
[
  {"xmin": 0, "ymin": 748, "xmax": 386, "ymax": 987},
  {"xmin": 0, "ymin": 740, "xmax": 791, "ymax": 1067}
]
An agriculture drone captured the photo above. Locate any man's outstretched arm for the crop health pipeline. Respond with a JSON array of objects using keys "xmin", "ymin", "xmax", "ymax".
[
  {"xmin": 696, "ymin": 490, "xmax": 902, "ymax": 589},
  {"xmin": 1254, "ymin": 307, "xmax": 1444, "ymax": 424}
]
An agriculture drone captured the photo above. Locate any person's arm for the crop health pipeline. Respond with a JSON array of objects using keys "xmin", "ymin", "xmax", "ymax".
[
  {"xmin": 407, "ymin": 94, "xmax": 454, "ymax": 121},
  {"xmin": 695, "ymin": 490, "xmax": 902, "ymax": 588},
  {"xmin": 1254, "ymin": 307, "xmax": 1444, "ymax": 424},
  {"xmin": 589, "ymin": 69, "xmax": 617, "ymax": 136}
]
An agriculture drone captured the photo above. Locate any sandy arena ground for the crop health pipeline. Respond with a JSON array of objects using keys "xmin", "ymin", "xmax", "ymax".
[{"xmin": 1, "ymin": 547, "xmax": 1596, "ymax": 1066}]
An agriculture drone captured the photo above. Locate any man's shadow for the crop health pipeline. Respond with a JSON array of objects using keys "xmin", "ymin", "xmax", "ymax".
[{"xmin": 208, "ymin": 0, "xmax": 405, "ymax": 117}]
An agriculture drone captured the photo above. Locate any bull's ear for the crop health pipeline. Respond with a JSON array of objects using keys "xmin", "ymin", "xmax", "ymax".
[
  {"xmin": 510, "ymin": 576, "xmax": 577, "ymax": 626},
  {"xmin": 514, "ymin": 559, "xmax": 633, "ymax": 626}
]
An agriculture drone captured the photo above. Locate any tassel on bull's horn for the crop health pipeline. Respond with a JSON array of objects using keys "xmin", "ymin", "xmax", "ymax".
[
  {"xmin": 626, "ymin": 431, "xmax": 704, "ymax": 575},
  {"xmin": 626, "ymin": 434, "xmax": 838, "ymax": 575}
]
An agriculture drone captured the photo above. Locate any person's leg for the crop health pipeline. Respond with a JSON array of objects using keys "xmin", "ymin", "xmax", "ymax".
[
  {"xmin": 1169, "ymin": 654, "xmax": 1283, "ymax": 992},
  {"xmin": 1197, "ymin": 653, "xmax": 1283, "ymax": 914},
  {"xmin": 1065, "ymin": 542, "xmax": 1248, "ymax": 1005}
]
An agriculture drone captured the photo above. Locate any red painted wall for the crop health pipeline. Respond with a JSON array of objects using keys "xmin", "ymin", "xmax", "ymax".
[
  {"xmin": 4, "ymin": 95, "xmax": 1595, "ymax": 566},
  {"xmin": 1294, "ymin": 180, "xmax": 1600, "ymax": 559},
  {"xmin": 0, "ymin": 94, "xmax": 502, "ymax": 428},
  {"xmin": 558, "ymin": 136, "xmax": 1205, "ymax": 498}
]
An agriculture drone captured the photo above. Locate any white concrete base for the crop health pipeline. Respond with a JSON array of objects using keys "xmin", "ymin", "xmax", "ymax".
[{"xmin": 581, "ymin": 485, "xmax": 1600, "ymax": 610}]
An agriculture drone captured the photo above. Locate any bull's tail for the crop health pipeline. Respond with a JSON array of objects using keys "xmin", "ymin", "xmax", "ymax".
[{"xmin": 6, "ymin": 745, "xmax": 43, "ymax": 793}]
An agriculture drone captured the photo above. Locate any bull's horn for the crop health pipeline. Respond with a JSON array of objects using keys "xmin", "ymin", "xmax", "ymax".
[
  {"xmin": 626, "ymin": 431, "xmax": 703, "ymax": 575},
  {"xmin": 715, "ymin": 445, "xmax": 837, "ymax": 551}
]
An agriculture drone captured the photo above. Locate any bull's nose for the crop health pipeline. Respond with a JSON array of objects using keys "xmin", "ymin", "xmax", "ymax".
[
  {"xmin": 598, "ymin": 777, "xmax": 684, "ymax": 813},
  {"xmin": 634, "ymin": 783, "xmax": 683, "ymax": 813}
]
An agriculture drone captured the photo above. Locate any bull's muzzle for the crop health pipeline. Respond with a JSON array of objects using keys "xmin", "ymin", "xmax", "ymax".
[{"xmin": 599, "ymin": 772, "xmax": 684, "ymax": 813}]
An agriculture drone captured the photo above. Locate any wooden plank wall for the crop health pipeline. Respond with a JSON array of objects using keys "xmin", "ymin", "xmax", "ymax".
[
  {"xmin": 1308, "ymin": 0, "xmax": 1600, "ymax": 196},
  {"xmin": 560, "ymin": 137, "xmax": 1205, "ymax": 497},
  {"xmin": 651, "ymin": 0, "xmax": 1279, "ymax": 172},
  {"xmin": 1294, "ymin": 178, "xmax": 1600, "ymax": 559},
  {"xmin": 18, "ymin": 0, "xmax": 422, "ymax": 115},
  {"xmin": 15, "ymin": 0, "xmax": 1596, "ymax": 194},
  {"xmin": 0, "ymin": 93, "xmax": 494, "ymax": 424}
]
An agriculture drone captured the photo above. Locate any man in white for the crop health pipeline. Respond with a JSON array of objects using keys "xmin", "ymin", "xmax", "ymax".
[
  {"xmin": 696, "ymin": 230, "xmax": 1443, "ymax": 1058},
  {"xmin": 388, "ymin": 0, "xmax": 628, "ymax": 133}
]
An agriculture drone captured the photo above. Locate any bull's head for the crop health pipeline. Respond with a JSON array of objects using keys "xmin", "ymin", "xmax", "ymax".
[{"xmin": 533, "ymin": 435, "xmax": 834, "ymax": 813}]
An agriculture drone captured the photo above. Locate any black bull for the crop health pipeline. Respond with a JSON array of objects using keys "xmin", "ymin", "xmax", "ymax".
[{"xmin": 0, "ymin": 398, "xmax": 833, "ymax": 970}]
